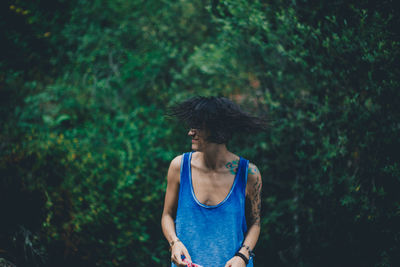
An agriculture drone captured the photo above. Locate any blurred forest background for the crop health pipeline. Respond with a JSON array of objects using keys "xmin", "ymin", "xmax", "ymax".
[{"xmin": 1, "ymin": 0, "xmax": 399, "ymax": 266}]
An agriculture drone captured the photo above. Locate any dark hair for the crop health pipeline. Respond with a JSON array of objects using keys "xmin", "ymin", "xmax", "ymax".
[{"xmin": 167, "ymin": 96, "xmax": 267, "ymax": 144}]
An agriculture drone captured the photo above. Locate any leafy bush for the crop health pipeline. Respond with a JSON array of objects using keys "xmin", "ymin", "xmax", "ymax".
[{"xmin": 1, "ymin": 0, "xmax": 399, "ymax": 266}]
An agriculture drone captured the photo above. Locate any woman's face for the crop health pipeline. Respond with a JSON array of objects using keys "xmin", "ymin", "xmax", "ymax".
[{"xmin": 188, "ymin": 128, "xmax": 209, "ymax": 151}]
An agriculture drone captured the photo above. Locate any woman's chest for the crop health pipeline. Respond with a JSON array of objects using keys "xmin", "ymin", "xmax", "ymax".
[{"xmin": 191, "ymin": 168, "xmax": 236, "ymax": 206}]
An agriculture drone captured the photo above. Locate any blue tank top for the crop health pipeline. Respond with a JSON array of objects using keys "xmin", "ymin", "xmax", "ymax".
[{"xmin": 172, "ymin": 152, "xmax": 253, "ymax": 267}]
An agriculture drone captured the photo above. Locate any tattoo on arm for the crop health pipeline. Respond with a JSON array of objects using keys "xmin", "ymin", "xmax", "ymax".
[
  {"xmin": 225, "ymin": 160, "xmax": 239, "ymax": 175},
  {"xmin": 228, "ymin": 161, "xmax": 261, "ymax": 226},
  {"xmin": 248, "ymin": 174, "xmax": 262, "ymax": 226},
  {"xmin": 248, "ymin": 164, "xmax": 259, "ymax": 175}
]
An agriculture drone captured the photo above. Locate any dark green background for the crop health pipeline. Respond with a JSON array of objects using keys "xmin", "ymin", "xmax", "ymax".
[{"xmin": 1, "ymin": 0, "xmax": 399, "ymax": 266}]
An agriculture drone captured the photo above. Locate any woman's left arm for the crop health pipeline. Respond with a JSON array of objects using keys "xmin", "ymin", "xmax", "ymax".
[{"xmin": 225, "ymin": 163, "xmax": 262, "ymax": 267}]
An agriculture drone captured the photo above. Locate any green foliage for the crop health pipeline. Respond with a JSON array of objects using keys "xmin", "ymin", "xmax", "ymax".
[{"xmin": 1, "ymin": 0, "xmax": 399, "ymax": 266}]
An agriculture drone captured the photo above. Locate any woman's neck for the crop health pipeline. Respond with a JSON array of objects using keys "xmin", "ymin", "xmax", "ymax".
[{"xmin": 199, "ymin": 143, "xmax": 231, "ymax": 170}]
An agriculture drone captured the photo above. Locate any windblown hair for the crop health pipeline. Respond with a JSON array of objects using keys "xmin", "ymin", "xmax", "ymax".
[{"xmin": 167, "ymin": 96, "xmax": 267, "ymax": 144}]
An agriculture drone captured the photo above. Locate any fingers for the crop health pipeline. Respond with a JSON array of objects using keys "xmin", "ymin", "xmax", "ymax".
[
  {"xmin": 177, "ymin": 253, "xmax": 189, "ymax": 266},
  {"xmin": 171, "ymin": 253, "xmax": 184, "ymax": 266},
  {"xmin": 171, "ymin": 254, "xmax": 184, "ymax": 266},
  {"xmin": 170, "ymin": 242, "xmax": 192, "ymax": 267},
  {"xmin": 182, "ymin": 248, "xmax": 192, "ymax": 262}
]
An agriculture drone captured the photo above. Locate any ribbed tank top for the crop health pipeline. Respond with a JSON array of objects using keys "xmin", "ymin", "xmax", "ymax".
[{"xmin": 172, "ymin": 151, "xmax": 253, "ymax": 267}]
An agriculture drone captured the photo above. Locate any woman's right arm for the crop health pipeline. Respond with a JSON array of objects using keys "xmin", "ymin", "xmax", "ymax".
[{"xmin": 161, "ymin": 155, "xmax": 192, "ymax": 266}]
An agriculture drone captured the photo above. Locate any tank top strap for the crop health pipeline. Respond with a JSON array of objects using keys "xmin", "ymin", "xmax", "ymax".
[
  {"xmin": 236, "ymin": 156, "xmax": 249, "ymax": 196},
  {"xmin": 179, "ymin": 152, "xmax": 192, "ymax": 187}
]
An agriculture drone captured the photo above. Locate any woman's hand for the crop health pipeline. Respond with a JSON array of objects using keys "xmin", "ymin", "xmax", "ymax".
[
  {"xmin": 224, "ymin": 256, "xmax": 247, "ymax": 267},
  {"xmin": 171, "ymin": 241, "xmax": 192, "ymax": 267}
]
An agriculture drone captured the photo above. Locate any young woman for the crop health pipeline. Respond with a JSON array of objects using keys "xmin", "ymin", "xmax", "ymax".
[{"xmin": 161, "ymin": 96, "xmax": 265, "ymax": 267}]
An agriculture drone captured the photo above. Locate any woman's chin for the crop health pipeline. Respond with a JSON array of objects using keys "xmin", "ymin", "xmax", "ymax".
[{"xmin": 191, "ymin": 144, "xmax": 200, "ymax": 151}]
